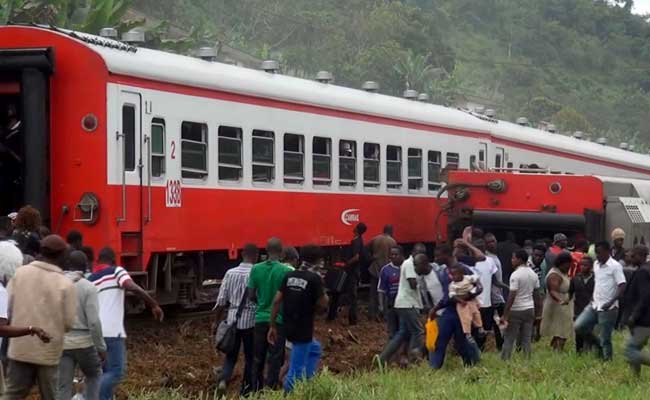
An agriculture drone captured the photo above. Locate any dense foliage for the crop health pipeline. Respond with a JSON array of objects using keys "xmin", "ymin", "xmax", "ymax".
[{"xmin": 3, "ymin": 0, "xmax": 650, "ymax": 149}]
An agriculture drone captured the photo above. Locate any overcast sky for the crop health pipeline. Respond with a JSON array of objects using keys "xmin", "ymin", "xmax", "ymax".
[{"xmin": 634, "ymin": 0, "xmax": 650, "ymax": 14}]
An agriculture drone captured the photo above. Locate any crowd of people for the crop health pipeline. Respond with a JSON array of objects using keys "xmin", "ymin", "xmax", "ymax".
[
  {"xmin": 1, "ymin": 203, "xmax": 650, "ymax": 398},
  {"xmin": 0, "ymin": 206, "xmax": 163, "ymax": 400}
]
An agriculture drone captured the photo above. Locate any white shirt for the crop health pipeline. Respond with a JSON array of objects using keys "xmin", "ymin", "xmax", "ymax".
[
  {"xmin": 215, "ymin": 263, "xmax": 256, "ymax": 329},
  {"xmin": 488, "ymin": 253, "xmax": 505, "ymax": 305},
  {"xmin": 509, "ymin": 266, "xmax": 540, "ymax": 311},
  {"xmin": 90, "ymin": 266, "xmax": 133, "ymax": 338},
  {"xmin": 394, "ymin": 256, "xmax": 423, "ymax": 309},
  {"xmin": 418, "ymin": 267, "xmax": 444, "ymax": 315},
  {"xmin": 0, "ymin": 284, "xmax": 8, "ymax": 349},
  {"xmin": 593, "ymin": 257, "xmax": 626, "ymax": 310},
  {"xmin": 472, "ymin": 258, "xmax": 498, "ymax": 308}
]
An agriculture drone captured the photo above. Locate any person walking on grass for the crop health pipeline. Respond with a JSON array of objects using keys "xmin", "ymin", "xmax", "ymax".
[
  {"xmin": 574, "ymin": 241, "xmax": 626, "ymax": 361},
  {"xmin": 501, "ymin": 250, "xmax": 541, "ymax": 360},
  {"xmin": 368, "ymin": 225, "xmax": 397, "ymax": 321},
  {"xmin": 89, "ymin": 247, "xmax": 164, "ymax": 400},
  {"xmin": 540, "ymin": 252, "xmax": 574, "ymax": 351},
  {"xmin": 570, "ymin": 256, "xmax": 595, "ymax": 353},
  {"xmin": 3, "ymin": 235, "xmax": 76, "ymax": 400},
  {"xmin": 268, "ymin": 244, "xmax": 328, "ymax": 393},
  {"xmin": 248, "ymin": 237, "xmax": 292, "ymax": 391},
  {"xmin": 624, "ymin": 245, "xmax": 650, "ymax": 376},
  {"xmin": 58, "ymin": 250, "xmax": 106, "ymax": 400},
  {"xmin": 378, "ymin": 246, "xmax": 404, "ymax": 339},
  {"xmin": 213, "ymin": 244, "xmax": 259, "ymax": 397}
]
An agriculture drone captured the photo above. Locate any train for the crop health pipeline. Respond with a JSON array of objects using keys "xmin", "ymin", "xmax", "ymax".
[{"xmin": 1, "ymin": 25, "xmax": 650, "ymax": 306}]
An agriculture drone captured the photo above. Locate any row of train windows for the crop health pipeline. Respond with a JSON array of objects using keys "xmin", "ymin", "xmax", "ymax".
[{"xmin": 122, "ymin": 112, "xmax": 461, "ymax": 191}]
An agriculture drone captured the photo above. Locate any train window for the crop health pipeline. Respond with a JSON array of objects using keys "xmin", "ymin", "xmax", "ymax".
[
  {"xmin": 284, "ymin": 133, "xmax": 304, "ymax": 184},
  {"xmin": 507, "ymin": 162, "xmax": 513, "ymax": 169},
  {"xmin": 181, "ymin": 121, "xmax": 208, "ymax": 179},
  {"xmin": 495, "ymin": 154, "xmax": 502, "ymax": 170},
  {"xmin": 428, "ymin": 151, "xmax": 442, "ymax": 192},
  {"xmin": 252, "ymin": 130, "xmax": 275, "ymax": 183},
  {"xmin": 122, "ymin": 105, "xmax": 135, "ymax": 171},
  {"xmin": 387, "ymin": 145, "xmax": 402, "ymax": 190},
  {"xmin": 363, "ymin": 143, "xmax": 380, "ymax": 188},
  {"xmin": 339, "ymin": 140, "xmax": 356, "ymax": 187},
  {"xmin": 313, "ymin": 137, "xmax": 331, "ymax": 186},
  {"xmin": 151, "ymin": 119, "xmax": 165, "ymax": 178},
  {"xmin": 408, "ymin": 148, "xmax": 422, "ymax": 191},
  {"xmin": 446, "ymin": 152, "xmax": 459, "ymax": 170},
  {"xmin": 469, "ymin": 155, "xmax": 478, "ymax": 171},
  {"xmin": 218, "ymin": 126, "xmax": 243, "ymax": 182}
]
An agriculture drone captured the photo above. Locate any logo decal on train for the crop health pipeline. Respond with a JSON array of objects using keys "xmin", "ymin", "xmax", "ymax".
[{"xmin": 340, "ymin": 209, "xmax": 360, "ymax": 226}]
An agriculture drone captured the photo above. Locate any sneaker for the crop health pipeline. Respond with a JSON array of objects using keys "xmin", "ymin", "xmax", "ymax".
[{"xmin": 216, "ymin": 380, "xmax": 227, "ymax": 398}]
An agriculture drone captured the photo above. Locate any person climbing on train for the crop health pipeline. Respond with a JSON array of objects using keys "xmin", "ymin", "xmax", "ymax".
[
  {"xmin": 268, "ymin": 244, "xmax": 328, "ymax": 392},
  {"xmin": 89, "ymin": 247, "xmax": 164, "ymax": 400},
  {"xmin": 213, "ymin": 243, "xmax": 259, "ymax": 397},
  {"xmin": 247, "ymin": 237, "xmax": 292, "ymax": 391}
]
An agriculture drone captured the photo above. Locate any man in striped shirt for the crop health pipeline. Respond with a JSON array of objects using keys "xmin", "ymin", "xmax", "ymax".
[
  {"xmin": 88, "ymin": 247, "xmax": 163, "ymax": 400},
  {"xmin": 214, "ymin": 244, "xmax": 258, "ymax": 396}
]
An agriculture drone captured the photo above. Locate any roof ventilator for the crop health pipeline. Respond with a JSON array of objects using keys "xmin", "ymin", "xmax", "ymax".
[
  {"xmin": 619, "ymin": 142, "xmax": 629, "ymax": 150},
  {"xmin": 597, "ymin": 137, "xmax": 607, "ymax": 145},
  {"xmin": 485, "ymin": 109, "xmax": 496, "ymax": 118},
  {"xmin": 121, "ymin": 29, "xmax": 145, "ymax": 45},
  {"xmin": 261, "ymin": 60, "xmax": 280, "ymax": 73},
  {"xmin": 417, "ymin": 93, "xmax": 430, "ymax": 102},
  {"xmin": 516, "ymin": 117, "xmax": 529, "ymax": 127},
  {"xmin": 99, "ymin": 27, "xmax": 118, "ymax": 40},
  {"xmin": 403, "ymin": 89, "xmax": 418, "ymax": 100},
  {"xmin": 362, "ymin": 81, "xmax": 379, "ymax": 93},
  {"xmin": 197, "ymin": 47, "xmax": 218, "ymax": 62},
  {"xmin": 316, "ymin": 71, "xmax": 333, "ymax": 83},
  {"xmin": 573, "ymin": 131, "xmax": 583, "ymax": 139}
]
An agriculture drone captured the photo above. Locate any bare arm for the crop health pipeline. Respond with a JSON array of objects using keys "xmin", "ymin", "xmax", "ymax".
[
  {"xmin": 546, "ymin": 274, "xmax": 565, "ymax": 304},
  {"xmin": 603, "ymin": 283, "xmax": 626, "ymax": 311},
  {"xmin": 123, "ymin": 280, "xmax": 164, "ymax": 321},
  {"xmin": 0, "ymin": 319, "xmax": 50, "ymax": 342},
  {"xmin": 464, "ymin": 240, "xmax": 486, "ymax": 262},
  {"xmin": 492, "ymin": 274, "xmax": 509, "ymax": 291},
  {"xmin": 267, "ymin": 291, "xmax": 284, "ymax": 345},
  {"xmin": 533, "ymin": 288, "xmax": 543, "ymax": 319},
  {"xmin": 407, "ymin": 278, "xmax": 417, "ymax": 290},
  {"xmin": 502, "ymin": 289, "xmax": 518, "ymax": 322}
]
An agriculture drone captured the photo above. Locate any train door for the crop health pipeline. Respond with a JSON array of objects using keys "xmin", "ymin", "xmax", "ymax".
[
  {"xmin": 117, "ymin": 91, "xmax": 144, "ymax": 269},
  {"xmin": 494, "ymin": 146, "xmax": 506, "ymax": 171},
  {"xmin": 470, "ymin": 141, "xmax": 489, "ymax": 171}
]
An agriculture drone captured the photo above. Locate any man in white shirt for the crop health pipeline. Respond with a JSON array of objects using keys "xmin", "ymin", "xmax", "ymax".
[
  {"xmin": 378, "ymin": 244, "xmax": 427, "ymax": 364},
  {"xmin": 574, "ymin": 241, "xmax": 626, "ymax": 361}
]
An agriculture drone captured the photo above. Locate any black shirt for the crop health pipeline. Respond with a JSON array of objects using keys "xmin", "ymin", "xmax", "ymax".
[
  {"xmin": 570, "ymin": 273, "xmax": 594, "ymax": 318},
  {"xmin": 626, "ymin": 264, "xmax": 650, "ymax": 327},
  {"xmin": 348, "ymin": 236, "xmax": 364, "ymax": 276},
  {"xmin": 280, "ymin": 269, "xmax": 324, "ymax": 343},
  {"xmin": 497, "ymin": 241, "xmax": 520, "ymax": 283}
]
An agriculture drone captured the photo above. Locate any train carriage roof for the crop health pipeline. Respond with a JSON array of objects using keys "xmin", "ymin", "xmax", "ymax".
[{"xmin": 5, "ymin": 25, "xmax": 650, "ymax": 173}]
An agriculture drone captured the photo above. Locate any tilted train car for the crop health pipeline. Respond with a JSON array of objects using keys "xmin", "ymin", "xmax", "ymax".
[{"xmin": 1, "ymin": 25, "xmax": 649, "ymax": 305}]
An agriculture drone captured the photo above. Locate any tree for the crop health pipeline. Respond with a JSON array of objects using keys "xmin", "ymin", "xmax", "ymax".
[{"xmin": 551, "ymin": 107, "xmax": 593, "ymax": 134}]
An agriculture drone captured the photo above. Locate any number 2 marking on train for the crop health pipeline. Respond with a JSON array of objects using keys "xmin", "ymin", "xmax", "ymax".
[{"xmin": 171, "ymin": 141, "xmax": 176, "ymax": 159}]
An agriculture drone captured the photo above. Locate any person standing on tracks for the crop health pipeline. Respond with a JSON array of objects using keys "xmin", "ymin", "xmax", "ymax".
[
  {"xmin": 3, "ymin": 235, "xmax": 76, "ymax": 400},
  {"xmin": 268, "ymin": 244, "xmax": 328, "ymax": 392},
  {"xmin": 428, "ymin": 244, "xmax": 480, "ymax": 370},
  {"xmin": 368, "ymin": 225, "xmax": 397, "ymax": 321},
  {"xmin": 57, "ymin": 250, "xmax": 106, "ymax": 400},
  {"xmin": 574, "ymin": 241, "xmax": 626, "ymax": 361},
  {"xmin": 624, "ymin": 245, "xmax": 650, "ymax": 376},
  {"xmin": 248, "ymin": 237, "xmax": 292, "ymax": 391},
  {"xmin": 88, "ymin": 247, "xmax": 164, "ymax": 400},
  {"xmin": 213, "ymin": 243, "xmax": 259, "ymax": 396},
  {"xmin": 327, "ymin": 222, "xmax": 367, "ymax": 325}
]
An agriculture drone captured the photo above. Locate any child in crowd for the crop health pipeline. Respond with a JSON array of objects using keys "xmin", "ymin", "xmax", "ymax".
[{"xmin": 449, "ymin": 264, "xmax": 485, "ymax": 339}]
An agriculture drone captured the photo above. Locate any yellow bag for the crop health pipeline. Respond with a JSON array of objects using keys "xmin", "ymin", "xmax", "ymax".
[{"xmin": 425, "ymin": 318, "xmax": 439, "ymax": 352}]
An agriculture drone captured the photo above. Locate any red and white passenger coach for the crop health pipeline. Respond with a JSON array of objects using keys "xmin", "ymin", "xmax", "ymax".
[{"xmin": 1, "ymin": 26, "xmax": 649, "ymax": 305}]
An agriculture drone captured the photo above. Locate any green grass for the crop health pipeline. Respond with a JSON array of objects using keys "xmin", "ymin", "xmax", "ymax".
[{"xmin": 129, "ymin": 333, "xmax": 650, "ymax": 400}]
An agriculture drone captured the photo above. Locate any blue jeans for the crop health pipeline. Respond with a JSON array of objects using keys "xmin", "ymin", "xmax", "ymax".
[
  {"xmin": 379, "ymin": 308, "xmax": 423, "ymax": 362},
  {"xmin": 429, "ymin": 308, "xmax": 480, "ymax": 369},
  {"xmin": 284, "ymin": 340, "xmax": 322, "ymax": 393},
  {"xmin": 574, "ymin": 306, "xmax": 618, "ymax": 360},
  {"xmin": 99, "ymin": 337, "xmax": 126, "ymax": 400},
  {"xmin": 625, "ymin": 326, "xmax": 650, "ymax": 375}
]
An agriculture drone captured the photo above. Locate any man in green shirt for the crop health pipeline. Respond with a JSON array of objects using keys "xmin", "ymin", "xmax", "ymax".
[{"xmin": 248, "ymin": 237, "xmax": 292, "ymax": 391}]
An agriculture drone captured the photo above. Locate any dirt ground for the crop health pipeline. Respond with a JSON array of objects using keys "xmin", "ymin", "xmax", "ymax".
[{"xmin": 120, "ymin": 313, "xmax": 388, "ymax": 398}]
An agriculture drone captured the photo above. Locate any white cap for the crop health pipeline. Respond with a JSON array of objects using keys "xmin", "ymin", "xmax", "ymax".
[{"xmin": 7, "ymin": 212, "xmax": 17, "ymax": 221}]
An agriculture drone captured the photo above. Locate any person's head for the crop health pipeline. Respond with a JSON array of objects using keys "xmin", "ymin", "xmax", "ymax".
[
  {"xmin": 81, "ymin": 245, "xmax": 95, "ymax": 264},
  {"xmin": 555, "ymin": 251, "xmax": 573, "ymax": 274},
  {"xmin": 505, "ymin": 231, "xmax": 517, "ymax": 243},
  {"xmin": 532, "ymin": 244, "xmax": 546, "ymax": 266},
  {"xmin": 434, "ymin": 244, "xmax": 453, "ymax": 266},
  {"xmin": 414, "ymin": 253, "xmax": 431, "ymax": 276},
  {"xmin": 511, "ymin": 249, "xmax": 529, "ymax": 268},
  {"xmin": 449, "ymin": 264, "xmax": 465, "ymax": 282},
  {"xmin": 0, "ymin": 241, "xmax": 22, "ymax": 285},
  {"xmin": 281, "ymin": 246, "xmax": 299, "ymax": 267},
  {"xmin": 390, "ymin": 246, "xmax": 405, "ymax": 266},
  {"xmin": 574, "ymin": 238, "xmax": 589, "ymax": 253},
  {"xmin": 472, "ymin": 227, "xmax": 484, "ymax": 240},
  {"xmin": 66, "ymin": 250, "xmax": 88, "ymax": 272},
  {"xmin": 354, "ymin": 222, "xmax": 367, "ymax": 237},
  {"xmin": 0, "ymin": 216, "xmax": 12, "ymax": 238},
  {"xmin": 553, "ymin": 233, "xmax": 568, "ymax": 249},
  {"xmin": 383, "ymin": 225, "xmax": 394, "ymax": 237},
  {"xmin": 412, "ymin": 242, "xmax": 426, "ymax": 257},
  {"xmin": 97, "ymin": 247, "xmax": 117, "ymax": 266},
  {"xmin": 66, "ymin": 230, "xmax": 83, "ymax": 250},
  {"xmin": 624, "ymin": 249, "xmax": 634, "ymax": 266},
  {"xmin": 266, "ymin": 237, "xmax": 283, "ymax": 260},
  {"xmin": 484, "ymin": 233, "xmax": 498, "ymax": 253},
  {"xmin": 631, "ymin": 245, "xmax": 649, "ymax": 267},
  {"xmin": 611, "ymin": 228, "xmax": 626, "ymax": 249},
  {"xmin": 14, "ymin": 205, "xmax": 41, "ymax": 233},
  {"xmin": 39, "ymin": 234, "xmax": 69, "ymax": 267},
  {"xmin": 580, "ymin": 256, "xmax": 594, "ymax": 275},
  {"xmin": 38, "ymin": 225, "xmax": 50, "ymax": 238},
  {"xmin": 242, "ymin": 243, "xmax": 259, "ymax": 264},
  {"xmin": 473, "ymin": 238, "xmax": 486, "ymax": 253},
  {"xmin": 300, "ymin": 244, "xmax": 323, "ymax": 265},
  {"xmin": 595, "ymin": 241, "xmax": 611, "ymax": 264}
]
